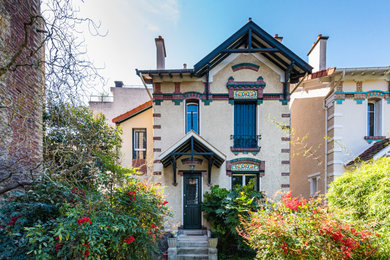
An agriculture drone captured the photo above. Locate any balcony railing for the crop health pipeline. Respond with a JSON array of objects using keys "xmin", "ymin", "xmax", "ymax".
[{"xmin": 231, "ymin": 135, "xmax": 261, "ymax": 149}]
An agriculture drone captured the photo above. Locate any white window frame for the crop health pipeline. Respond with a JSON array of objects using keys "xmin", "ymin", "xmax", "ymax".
[
  {"xmin": 308, "ymin": 172, "xmax": 320, "ymax": 196},
  {"xmin": 231, "ymin": 173, "xmax": 261, "ymax": 191},
  {"xmin": 133, "ymin": 128, "xmax": 147, "ymax": 160}
]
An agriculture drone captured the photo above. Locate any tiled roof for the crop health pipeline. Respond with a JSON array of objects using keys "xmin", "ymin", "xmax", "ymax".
[
  {"xmin": 112, "ymin": 100, "xmax": 153, "ymax": 124},
  {"xmin": 346, "ymin": 138, "xmax": 390, "ymax": 166}
]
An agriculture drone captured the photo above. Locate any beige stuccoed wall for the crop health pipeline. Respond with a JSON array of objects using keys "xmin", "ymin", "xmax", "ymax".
[
  {"xmin": 153, "ymin": 53, "xmax": 290, "ymax": 228},
  {"xmin": 117, "ymin": 107, "xmax": 154, "ymax": 175}
]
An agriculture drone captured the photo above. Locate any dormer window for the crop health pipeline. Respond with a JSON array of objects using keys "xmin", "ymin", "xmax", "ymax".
[{"xmin": 186, "ymin": 101, "xmax": 199, "ymax": 134}]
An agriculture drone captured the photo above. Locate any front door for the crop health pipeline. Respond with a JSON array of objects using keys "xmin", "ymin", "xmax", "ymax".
[{"xmin": 183, "ymin": 174, "xmax": 202, "ymax": 229}]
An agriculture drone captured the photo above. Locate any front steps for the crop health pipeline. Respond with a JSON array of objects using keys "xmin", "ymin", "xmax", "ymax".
[{"xmin": 168, "ymin": 230, "xmax": 217, "ymax": 260}]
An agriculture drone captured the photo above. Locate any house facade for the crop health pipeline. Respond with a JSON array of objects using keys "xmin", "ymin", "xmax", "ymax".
[
  {"xmin": 290, "ymin": 35, "xmax": 390, "ymax": 198},
  {"xmin": 133, "ymin": 20, "xmax": 312, "ymax": 229}
]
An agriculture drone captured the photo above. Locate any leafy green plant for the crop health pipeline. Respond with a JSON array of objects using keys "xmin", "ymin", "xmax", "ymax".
[
  {"xmin": 202, "ymin": 180, "xmax": 262, "ymax": 254},
  {"xmin": 327, "ymin": 157, "xmax": 390, "ymax": 256},
  {"xmin": 239, "ymin": 192, "xmax": 381, "ymax": 259}
]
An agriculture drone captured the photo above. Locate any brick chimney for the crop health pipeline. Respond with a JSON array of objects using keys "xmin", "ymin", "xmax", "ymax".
[
  {"xmin": 155, "ymin": 36, "xmax": 166, "ymax": 70},
  {"xmin": 307, "ymin": 34, "xmax": 329, "ymax": 72}
]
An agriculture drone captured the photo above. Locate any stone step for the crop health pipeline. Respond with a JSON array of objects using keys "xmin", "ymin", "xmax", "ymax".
[
  {"xmin": 178, "ymin": 240, "xmax": 209, "ymax": 248},
  {"xmin": 177, "ymin": 254, "xmax": 209, "ymax": 260},
  {"xmin": 179, "ymin": 229, "xmax": 207, "ymax": 236},
  {"xmin": 177, "ymin": 247, "xmax": 208, "ymax": 255},
  {"xmin": 177, "ymin": 235, "xmax": 208, "ymax": 241}
]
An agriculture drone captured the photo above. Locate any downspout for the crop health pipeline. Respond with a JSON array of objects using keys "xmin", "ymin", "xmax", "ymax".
[
  {"xmin": 205, "ymin": 64, "xmax": 210, "ymax": 101},
  {"xmin": 139, "ymin": 72, "xmax": 153, "ymax": 100},
  {"xmin": 323, "ymin": 69, "xmax": 345, "ymax": 194}
]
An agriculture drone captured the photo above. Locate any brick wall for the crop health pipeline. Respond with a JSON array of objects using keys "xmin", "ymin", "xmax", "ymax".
[{"xmin": 0, "ymin": 0, "xmax": 44, "ymax": 193}]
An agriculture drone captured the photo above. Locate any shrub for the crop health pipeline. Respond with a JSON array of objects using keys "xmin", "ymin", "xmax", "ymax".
[
  {"xmin": 327, "ymin": 157, "xmax": 390, "ymax": 256},
  {"xmin": 202, "ymin": 181, "xmax": 262, "ymax": 254},
  {"xmin": 239, "ymin": 192, "xmax": 380, "ymax": 259}
]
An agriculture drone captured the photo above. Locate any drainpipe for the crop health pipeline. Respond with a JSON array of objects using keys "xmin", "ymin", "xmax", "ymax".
[
  {"xmin": 205, "ymin": 64, "xmax": 210, "ymax": 100},
  {"xmin": 323, "ymin": 69, "xmax": 345, "ymax": 194},
  {"xmin": 139, "ymin": 72, "xmax": 153, "ymax": 100}
]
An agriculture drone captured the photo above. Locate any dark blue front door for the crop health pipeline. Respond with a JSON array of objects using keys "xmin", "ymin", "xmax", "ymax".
[{"xmin": 183, "ymin": 174, "xmax": 201, "ymax": 229}]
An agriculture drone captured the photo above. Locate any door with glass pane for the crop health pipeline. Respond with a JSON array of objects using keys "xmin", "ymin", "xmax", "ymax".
[{"xmin": 183, "ymin": 174, "xmax": 201, "ymax": 229}]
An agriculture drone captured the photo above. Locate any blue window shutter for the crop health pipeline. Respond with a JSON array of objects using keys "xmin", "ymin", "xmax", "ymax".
[
  {"xmin": 234, "ymin": 102, "xmax": 256, "ymax": 148},
  {"xmin": 186, "ymin": 103, "xmax": 199, "ymax": 133}
]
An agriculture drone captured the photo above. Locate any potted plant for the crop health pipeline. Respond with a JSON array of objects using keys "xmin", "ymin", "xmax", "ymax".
[
  {"xmin": 167, "ymin": 231, "xmax": 177, "ymax": 248},
  {"xmin": 208, "ymin": 231, "xmax": 218, "ymax": 248}
]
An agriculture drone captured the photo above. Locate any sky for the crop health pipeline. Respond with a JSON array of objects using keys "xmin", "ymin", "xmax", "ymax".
[{"xmin": 78, "ymin": 0, "xmax": 390, "ymax": 93}]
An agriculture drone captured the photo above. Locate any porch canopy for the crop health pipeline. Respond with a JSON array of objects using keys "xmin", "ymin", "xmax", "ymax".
[{"xmin": 158, "ymin": 131, "xmax": 226, "ymax": 185}]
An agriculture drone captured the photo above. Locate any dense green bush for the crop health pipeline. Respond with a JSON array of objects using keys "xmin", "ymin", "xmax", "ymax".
[
  {"xmin": 202, "ymin": 181, "xmax": 262, "ymax": 254},
  {"xmin": 327, "ymin": 157, "xmax": 390, "ymax": 256},
  {"xmin": 0, "ymin": 104, "xmax": 170, "ymax": 259},
  {"xmin": 239, "ymin": 192, "xmax": 381, "ymax": 259}
]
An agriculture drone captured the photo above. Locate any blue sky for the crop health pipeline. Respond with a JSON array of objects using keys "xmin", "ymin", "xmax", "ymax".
[{"xmin": 80, "ymin": 0, "xmax": 390, "ymax": 91}]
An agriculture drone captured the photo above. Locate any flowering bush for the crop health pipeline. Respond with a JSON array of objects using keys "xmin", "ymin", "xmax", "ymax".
[
  {"xmin": 238, "ymin": 192, "xmax": 381, "ymax": 259},
  {"xmin": 24, "ymin": 177, "xmax": 170, "ymax": 259}
]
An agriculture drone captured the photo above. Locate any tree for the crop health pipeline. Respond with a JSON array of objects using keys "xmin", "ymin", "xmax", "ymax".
[{"xmin": 0, "ymin": 0, "xmax": 105, "ymax": 195}]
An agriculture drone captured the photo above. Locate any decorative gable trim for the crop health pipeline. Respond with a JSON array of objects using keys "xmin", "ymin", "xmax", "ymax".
[
  {"xmin": 231, "ymin": 63, "xmax": 259, "ymax": 72},
  {"xmin": 227, "ymin": 76, "xmax": 266, "ymax": 104}
]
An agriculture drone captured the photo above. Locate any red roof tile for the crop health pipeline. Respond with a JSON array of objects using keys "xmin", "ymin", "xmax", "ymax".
[{"xmin": 112, "ymin": 100, "xmax": 153, "ymax": 124}]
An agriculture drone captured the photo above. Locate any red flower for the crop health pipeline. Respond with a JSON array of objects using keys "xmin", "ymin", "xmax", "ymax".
[
  {"xmin": 55, "ymin": 243, "xmax": 63, "ymax": 252},
  {"xmin": 77, "ymin": 216, "xmax": 92, "ymax": 225},
  {"xmin": 162, "ymin": 201, "xmax": 168, "ymax": 205},
  {"xmin": 150, "ymin": 224, "xmax": 157, "ymax": 229},
  {"xmin": 281, "ymin": 192, "xmax": 307, "ymax": 211},
  {"xmin": 332, "ymin": 231, "xmax": 343, "ymax": 242},
  {"xmin": 124, "ymin": 236, "xmax": 136, "ymax": 244},
  {"xmin": 7, "ymin": 215, "xmax": 22, "ymax": 226}
]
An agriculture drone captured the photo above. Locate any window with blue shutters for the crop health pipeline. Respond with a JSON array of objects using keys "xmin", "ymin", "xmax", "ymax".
[
  {"xmin": 186, "ymin": 102, "xmax": 199, "ymax": 134},
  {"xmin": 233, "ymin": 102, "xmax": 257, "ymax": 148}
]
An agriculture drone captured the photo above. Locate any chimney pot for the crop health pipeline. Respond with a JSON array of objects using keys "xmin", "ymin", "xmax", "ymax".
[
  {"xmin": 114, "ymin": 81, "xmax": 123, "ymax": 88},
  {"xmin": 248, "ymin": 17, "xmax": 252, "ymax": 22},
  {"xmin": 183, "ymin": 63, "xmax": 187, "ymax": 69},
  {"xmin": 274, "ymin": 34, "xmax": 283, "ymax": 42}
]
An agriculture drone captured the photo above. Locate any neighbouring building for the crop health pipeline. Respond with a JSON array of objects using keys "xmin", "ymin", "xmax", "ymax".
[
  {"xmin": 89, "ymin": 81, "xmax": 151, "ymax": 126},
  {"xmin": 129, "ymin": 19, "xmax": 312, "ymax": 231},
  {"xmin": 290, "ymin": 35, "xmax": 390, "ymax": 198},
  {"xmin": 0, "ymin": 0, "xmax": 44, "ymax": 193}
]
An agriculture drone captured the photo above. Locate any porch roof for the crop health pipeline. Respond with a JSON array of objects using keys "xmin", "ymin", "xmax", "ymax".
[
  {"xmin": 346, "ymin": 138, "xmax": 390, "ymax": 166},
  {"xmin": 158, "ymin": 131, "xmax": 226, "ymax": 168}
]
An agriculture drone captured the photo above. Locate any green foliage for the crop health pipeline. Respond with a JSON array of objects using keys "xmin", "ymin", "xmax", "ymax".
[
  {"xmin": 43, "ymin": 102, "xmax": 127, "ymax": 188},
  {"xmin": 202, "ymin": 180, "xmax": 262, "ymax": 254},
  {"xmin": 239, "ymin": 192, "xmax": 381, "ymax": 259},
  {"xmin": 25, "ymin": 178, "xmax": 170, "ymax": 259},
  {"xmin": 327, "ymin": 157, "xmax": 390, "ymax": 256},
  {"xmin": 0, "ymin": 103, "xmax": 170, "ymax": 259}
]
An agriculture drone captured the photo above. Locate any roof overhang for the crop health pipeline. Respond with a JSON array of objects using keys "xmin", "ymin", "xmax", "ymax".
[
  {"xmin": 112, "ymin": 100, "xmax": 153, "ymax": 124},
  {"xmin": 158, "ymin": 131, "xmax": 226, "ymax": 168}
]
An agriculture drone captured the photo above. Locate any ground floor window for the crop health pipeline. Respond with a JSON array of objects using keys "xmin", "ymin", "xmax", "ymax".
[
  {"xmin": 132, "ymin": 128, "xmax": 146, "ymax": 159},
  {"xmin": 232, "ymin": 173, "xmax": 259, "ymax": 191},
  {"xmin": 308, "ymin": 173, "xmax": 320, "ymax": 196}
]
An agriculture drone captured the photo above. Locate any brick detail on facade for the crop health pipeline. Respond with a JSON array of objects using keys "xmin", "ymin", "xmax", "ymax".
[
  {"xmin": 281, "ymin": 184, "xmax": 290, "ymax": 188},
  {"xmin": 281, "ymin": 160, "xmax": 290, "ymax": 164},
  {"xmin": 281, "ymin": 113, "xmax": 290, "ymax": 118},
  {"xmin": 153, "ymin": 125, "xmax": 161, "ymax": 129},
  {"xmin": 174, "ymin": 82, "xmax": 181, "ymax": 93},
  {"xmin": 153, "ymin": 160, "xmax": 161, "ymax": 163},
  {"xmin": 281, "ymin": 149, "xmax": 290, "ymax": 153},
  {"xmin": 153, "ymin": 113, "xmax": 161, "ymax": 117},
  {"xmin": 153, "ymin": 171, "xmax": 162, "ymax": 175},
  {"xmin": 281, "ymin": 137, "xmax": 290, "ymax": 141},
  {"xmin": 153, "ymin": 136, "xmax": 161, "ymax": 140},
  {"xmin": 281, "ymin": 172, "xmax": 290, "ymax": 176},
  {"xmin": 153, "ymin": 148, "xmax": 161, "ymax": 152}
]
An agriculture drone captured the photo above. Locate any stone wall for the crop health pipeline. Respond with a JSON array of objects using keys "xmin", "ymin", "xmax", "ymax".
[{"xmin": 0, "ymin": 0, "xmax": 44, "ymax": 193}]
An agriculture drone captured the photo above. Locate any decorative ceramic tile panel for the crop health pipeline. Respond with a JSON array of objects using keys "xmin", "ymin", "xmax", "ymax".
[
  {"xmin": 231, "ymin": 163, "xmax": 259, "ymax": 171},
  {"xmin": 234, "ymin": 90, "xmax": 257, "ymax": 99}
]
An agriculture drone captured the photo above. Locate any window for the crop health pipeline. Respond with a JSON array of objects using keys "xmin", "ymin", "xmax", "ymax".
[
  {"xmin": 132, "ymin": 129, "xmax": 146, "ymax": 159},
  {"xmin": 234, "ymin": 102, "xmax": 257, "ymax": 148},
  {"xmin": 367, "ymin": 100, "xmax": 382, "ymax": 136},
  {"xmin": 232, "ymin": 174, "xmax": 259, "ymax": 190},
  {"xmin": 186, "ymin": 101, "xmax": 199, "ymax": 133},
  {"xmin": 308, "ymin": 173, "xmax": 320, "ymax": 196}
]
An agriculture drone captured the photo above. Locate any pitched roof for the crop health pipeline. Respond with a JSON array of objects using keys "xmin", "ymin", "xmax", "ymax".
[
  {"xmin": 137, "ymin": 20, "xmax": 312, "ymax": 84},
  {"xmin": 193, "ymin": 20, "xmax": 312, "ymax": 80},
  {"xmin": 112, "ymin": 100, "xmax": 153, "ymax": 124},
  {"xmin": 158, "ymin": 131, "xmax": 226, "ymax": 168},
  {"xmin": 346, "ymin": 138, "xmax": 390, "ymax": 166}
]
